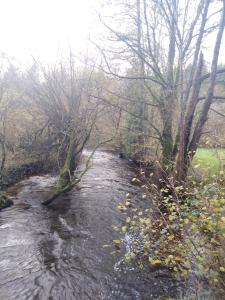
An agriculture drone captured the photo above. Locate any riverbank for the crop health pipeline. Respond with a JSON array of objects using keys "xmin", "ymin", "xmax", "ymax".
[{"xmin": 0, "ymin": 159, "xmax": 57, "ymax": 210}]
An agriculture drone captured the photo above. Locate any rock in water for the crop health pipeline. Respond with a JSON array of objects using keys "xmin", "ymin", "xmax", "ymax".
[{"xmin": 0, "ymin": 192, "xmax": 13, "ymax": 210}]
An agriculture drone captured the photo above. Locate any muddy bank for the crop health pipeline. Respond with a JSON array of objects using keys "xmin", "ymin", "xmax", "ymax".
[{"xmin": 0, "ymin": 159, "xmax": 58, "ymax": 190}]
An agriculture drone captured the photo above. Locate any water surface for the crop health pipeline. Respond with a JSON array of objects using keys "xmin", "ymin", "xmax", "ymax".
[{"xmin": 0, "ymin": 151, "xmax": 181, "ymax": 300}]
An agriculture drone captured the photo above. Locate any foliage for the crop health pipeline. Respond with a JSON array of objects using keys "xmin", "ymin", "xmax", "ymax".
[{"xmin": 114, "ymin": 171, "xmax": 225, "ymax": 295}]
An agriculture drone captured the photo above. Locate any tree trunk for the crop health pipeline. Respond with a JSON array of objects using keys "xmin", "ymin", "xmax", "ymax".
[
  {"xmin": 175, "ymin": 53, "xmax": 204, "ymax": 181},
  {"xmin": 189, "ymin": 0, "xmax": 225, "ymax": 156},
  {"xmin": 42, "ymin": 135, "xmax": 78, "ymax": 206},
  {"xmin": 160, "ymin": 0, "xmax": 176, "ymax": 168},
  {"xmin": 0, "ymin": 140, "xmax": 6, "ymax": 171},
  {"xmin": 57, "ymin": 134, "xmax": 78, "ymax": 191},
  {"xmin": 160, "ymin": 92, "xmax": 175, "ymax": 168},
  {"xmin": 176, "ymin": 1, "xmax": 225, "ymax": 182}
]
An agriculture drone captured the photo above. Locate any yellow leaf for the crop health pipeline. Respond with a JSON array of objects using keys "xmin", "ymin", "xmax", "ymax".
[
  {"xmin": 149, "ymin": 259, "xmax": 161, "ymax": 265},
  {"xmin": 168, "ymin": 235, "xmax": 174, "ymax": 241},
  {"xmin": 169, "ymin": 215, "xmax": 174, "ymax": 221},
  {"xmin": 122, "ymin": 226, "xmax": 127, "ymax": 233},
  {"xmin": 113, "ymin": 239, "xmax": 121, "ymax": 245},
  {"xmin": 175, "ymin": 256, "xmax": 181, "ymax": 262}
]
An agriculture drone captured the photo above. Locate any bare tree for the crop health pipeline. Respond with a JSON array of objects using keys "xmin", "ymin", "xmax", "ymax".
[
  {"xmin": 27, "ymin": 54, "xmax": 120, "ymax": 204},
  {"xmin": 97, "ymin": 0, "xmax": 225, "ymax": 181}
]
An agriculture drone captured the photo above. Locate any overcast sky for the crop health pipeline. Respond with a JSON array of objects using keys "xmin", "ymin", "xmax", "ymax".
[
  {"xmin": 0, "ymin": 0, "xmax": 100, "ymax": 66},
  {"xmin": 0, "ymin": 0, "xmax": 224, "ymax": 68}
]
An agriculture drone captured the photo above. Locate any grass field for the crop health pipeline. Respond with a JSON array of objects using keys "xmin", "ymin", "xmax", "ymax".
[{"xmin": 193, "ymin": 148, "xmax": 225, "ymax": 175}]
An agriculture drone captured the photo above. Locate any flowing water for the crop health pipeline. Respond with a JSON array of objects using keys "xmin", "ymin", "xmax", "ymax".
[{"xmin": 0, "ymin": 150, "xmax": 183, "ymax": 300}]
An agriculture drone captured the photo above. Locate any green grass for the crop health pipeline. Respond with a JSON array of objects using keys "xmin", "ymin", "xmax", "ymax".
[{"xmin": 193, "ymin": 148, "xmax": 225, "ymax": 175}]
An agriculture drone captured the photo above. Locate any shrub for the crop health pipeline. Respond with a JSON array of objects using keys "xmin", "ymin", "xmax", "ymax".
[{"xmin": 115, "ymin": 172, "xmax": 225, "ymax": 296}]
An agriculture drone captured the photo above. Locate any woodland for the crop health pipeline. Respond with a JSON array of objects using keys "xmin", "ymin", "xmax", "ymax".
[{"xmin": 0, "ymin": 0, "xmax": 225, "ymax": 299}]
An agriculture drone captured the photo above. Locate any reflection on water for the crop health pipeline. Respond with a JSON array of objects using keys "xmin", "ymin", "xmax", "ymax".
[{"xmin": 0, "ymin": 151, "xmax": 182, "ymax": 300}]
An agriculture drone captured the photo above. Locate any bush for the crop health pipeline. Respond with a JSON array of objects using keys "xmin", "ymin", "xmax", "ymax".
[{"xmin": 115, "ymin": 172, "xmax": 225, "ymax": 297}]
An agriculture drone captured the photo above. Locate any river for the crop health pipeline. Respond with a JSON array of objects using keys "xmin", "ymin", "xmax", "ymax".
[{"xmin": 0, "ymin": 150, "xmax": 183, "ymax": 300}]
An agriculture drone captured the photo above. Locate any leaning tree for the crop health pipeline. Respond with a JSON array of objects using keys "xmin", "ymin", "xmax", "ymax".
[{"xmin": 28, "ymin": 54, "xmax": 119, "ymax": 204}]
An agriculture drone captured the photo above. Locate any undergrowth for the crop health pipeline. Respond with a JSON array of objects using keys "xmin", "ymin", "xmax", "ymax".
[{"xmin": 112, "ymin": 167, "xmax": 225, "ymax": 298}]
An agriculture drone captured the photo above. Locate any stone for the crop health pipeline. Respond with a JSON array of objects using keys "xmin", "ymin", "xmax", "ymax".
[{"xmin": 0, "ymin": 192, "xmax": 13, "ymax": 210}]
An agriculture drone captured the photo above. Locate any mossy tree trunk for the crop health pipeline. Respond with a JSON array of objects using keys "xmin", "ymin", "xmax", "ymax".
[
  {"xmin": 56, "ymin": 135, "xmax": 78, "ymax": 192},
  {"xmin": 42, "ymin": 133, "xmax": 79, "ymax": 206}
]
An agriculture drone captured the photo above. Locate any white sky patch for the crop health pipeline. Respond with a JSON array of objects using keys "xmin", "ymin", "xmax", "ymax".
[
  {"xmin": 0, "ymin": 0, "xmax": 100, "ymax": 66},
  {"xmin": 0, "ymin": 0, "xmax": 224, "ymax": 68}
]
